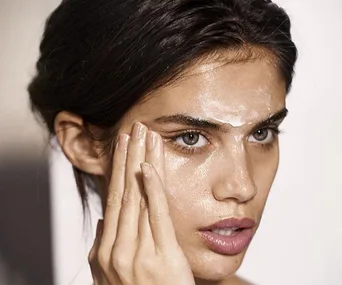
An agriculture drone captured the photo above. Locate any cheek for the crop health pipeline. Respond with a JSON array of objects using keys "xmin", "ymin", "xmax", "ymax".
[
  {"xmin": 250, "ymin": 145, "xmax": 280, "ymax": 203},
  {"xmin": 162, "ymin": 151, "xmax": 212, "ymax": 222},
  {"xmin": 162, "ymin": 144, "xmax": 280, "ymax": 228}
]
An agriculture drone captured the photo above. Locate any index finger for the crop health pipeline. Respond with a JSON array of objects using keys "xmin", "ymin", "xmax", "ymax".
[{"xmin": 100, "ymin": 134, "xmax": 129, "ymax": 249}]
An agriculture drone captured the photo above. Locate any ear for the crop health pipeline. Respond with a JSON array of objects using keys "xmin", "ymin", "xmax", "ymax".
[{"xmin": 54, "ymin": 111, "xmax": 107, "ymax": 176}]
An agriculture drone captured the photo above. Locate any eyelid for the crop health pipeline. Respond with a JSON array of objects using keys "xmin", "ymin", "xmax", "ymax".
[
  {"xmin": 163, "ymin": 128, "xmax": 212, "ymax": 140},
  {"xmin": 251, "ymin": 112, "xmax": 287, "ymax": 130},
  {"xmin": 247, "ymin": 126, "xmax": 283, "ymax": 151},
  {"xmin": 163, "ymin": 129, "xmax": 212, "ymax": 154},
  {"xmin": 250, "ymin": 126, "xmax": 282, "ymax": 139},
  {"xmin": 249, "ymin": 121, "xmax": 282, "ymax": 135},
  {"xmin": 170, "ymin": 130, "xmax": 212, "ymax": 145},
  {"xmin": 161, "ymin": 124, "xmax": 283, "ymax": 155}
]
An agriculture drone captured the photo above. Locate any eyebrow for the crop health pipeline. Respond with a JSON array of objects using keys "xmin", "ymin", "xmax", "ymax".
[{"xmin": 154, "ymin": 108, "xmax": 288, "ymax": 132}]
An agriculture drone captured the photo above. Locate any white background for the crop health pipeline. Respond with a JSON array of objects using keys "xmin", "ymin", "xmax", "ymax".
[{"xmin": 3, "ymin": 0, "xmax": 340, "ymax": 284}]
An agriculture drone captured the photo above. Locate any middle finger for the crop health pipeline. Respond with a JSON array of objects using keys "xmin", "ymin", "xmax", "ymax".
[{"xmin": 115, "ymin": 122, "xmax": 147, "ymax": 244}]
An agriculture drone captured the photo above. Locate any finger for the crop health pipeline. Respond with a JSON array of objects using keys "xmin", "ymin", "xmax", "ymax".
[
  {"xmin": 89, "ymin": 220, "xmax": 103, "ymax": 285},
  {"xmin": 138, "ymin": 194, "xmax": 154, "ymax": 250},
  {"xmin": 99, "ymin": 134, "xmax": 129, "ymax": 262},
  {"xmin": 138, "ymin": 130, "xmax": 165, "ymax": 248},
  {"xmin": 90, "ymin": 221, "xmax": 116, "ymax": 285},
  {"xmin": 115, "ymin": 122, "xmax": 147, "ymax": 245},
  {"xmin": 145, "ymin": 131, "xmax": 165, "ymax": 183},
  {"xmin": 89, "ymin": 219, "xmax": 103, "ymax": 265},
  {"xmin": 140, "ymin": 162, "xmax": 178, "ymax": 248}
]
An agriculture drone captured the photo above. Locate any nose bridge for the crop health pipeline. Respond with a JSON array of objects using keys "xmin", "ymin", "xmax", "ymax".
[{"xmin": 212, "ymin": 140, "xmax": 257, "ymax": 203}]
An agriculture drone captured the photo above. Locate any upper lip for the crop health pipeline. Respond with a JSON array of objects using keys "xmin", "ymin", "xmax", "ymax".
[{"xmin": 200, "ymin": 217, "xmax": 256, "ymax": 231}]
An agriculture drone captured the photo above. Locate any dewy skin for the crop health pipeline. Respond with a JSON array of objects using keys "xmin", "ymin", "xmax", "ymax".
[{"xmin": 114, "ymin": 49, "xmax": 287, "ymax": 281}]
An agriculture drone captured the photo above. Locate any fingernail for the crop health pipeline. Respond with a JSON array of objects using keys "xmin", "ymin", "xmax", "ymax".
[
  {"xmin": 118, "ymin": 134, "xmax": 130, "ymax": 151},
  {"xmin": 132, "ymin": 122, "xmax": 144, "ymax": 139},
  {"xmin": 146, "ymin": 131, "xmax": 156, "ymax": 151},
  {"xmin": 141, "ymin": 162, "xmax": 152, "ymax": 179}
]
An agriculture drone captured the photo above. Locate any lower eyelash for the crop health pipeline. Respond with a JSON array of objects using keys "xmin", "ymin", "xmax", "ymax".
[
  {"xmin": 168, "ymin": 130, "xmax": 209, "ymax": 155},
  {"xmin": 259, "ymin": 141, "xmax": 276, "ymax": 151},
  {"xmin": 166, "ymin": 128, "xmax": 283, "ymax": 154},
  {"xmin": 258, "ymin": 129, "xmax": 282, "ymax": 151},
  {"xmin": 171, "ymin": 143, "xmax": 203, "ymax": 154}
]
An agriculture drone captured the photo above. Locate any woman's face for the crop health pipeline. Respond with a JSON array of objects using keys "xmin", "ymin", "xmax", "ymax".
[{"xmin": 109, "ymin": 53, "xmax": 286, "ymax": 281}]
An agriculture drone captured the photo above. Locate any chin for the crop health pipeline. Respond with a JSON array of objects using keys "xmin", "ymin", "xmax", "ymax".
[{"xmin": 190, "ymin": 249, "xmax": 247, "ymax": 281}]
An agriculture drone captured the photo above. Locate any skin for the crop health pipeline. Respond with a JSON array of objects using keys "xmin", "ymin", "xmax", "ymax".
[{"xmin": 55, "ymin": 50, "xmax": 287, "ymax": 285}]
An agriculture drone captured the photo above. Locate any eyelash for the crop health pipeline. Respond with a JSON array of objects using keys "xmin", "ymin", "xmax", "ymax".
[
  {"xmin": 167, "ymin": 130, "xmax": 211, "ymax": 154},
  {"xmin": 254, "ymin": 127, "xmax": 281, "ymax": 152},
  {"xmin": 166, "ymin": 127, "xmax": 282, "ymax": 155}
]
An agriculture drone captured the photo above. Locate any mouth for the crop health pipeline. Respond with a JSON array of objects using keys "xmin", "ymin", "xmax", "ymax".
[
  {"xmin": 199, "ymin": 218, "xmax": 256, "ymax": 255},
  {"xmin": 210, "ymin": 227, "xmax": 244, "ymax": 237}
]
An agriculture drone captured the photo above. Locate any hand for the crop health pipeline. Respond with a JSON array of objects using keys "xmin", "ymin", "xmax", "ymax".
[{"xmin": 88, "ymin": 122, "xmax": 195, "ymax": 285}]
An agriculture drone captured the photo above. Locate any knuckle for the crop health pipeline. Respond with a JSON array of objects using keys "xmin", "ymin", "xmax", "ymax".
[
  {"xmin": 126, "ymin": 150, "xmax": 136, "ymax": 161},
  {"xmin": 134, "ymin": 255, "xmax": 154, "ymax": 274},
  {"xmin": 106, "ymin": 191, "xmax": 122, "ymax": 206},
  {"xmin": 88, "ymin": 248, "xmax": 95, "ymax": 264},
  {"xmin": 97, "ymin": 246, "xmax": 110, "ymax": 269},
  {"xmin": 113, "ymin": 159, "xmax": 125, "ymax": 172},
  {"xmin": 111, "ymin": 247, "xmax": 134, "ymax": 283},
  {"xmin": 112, "ymin": 252, "xmax": 130, "ymax": 272},
  {"xmin": 121, "ymin": 189, "xmax": 137, "ymax": 206},
  {"xmin": 150, "ymin": 211, "xmax": 163, "ymax": 224}
]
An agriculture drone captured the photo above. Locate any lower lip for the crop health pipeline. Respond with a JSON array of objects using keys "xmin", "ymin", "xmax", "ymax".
[{"xmin": 199, "ymin": 228, "xmax": 254, "ymax": 255}]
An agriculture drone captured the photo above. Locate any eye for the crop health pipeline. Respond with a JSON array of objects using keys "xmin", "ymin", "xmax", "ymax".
[
  {"xmin": 173, "ymin": 132, "xmax": 209, "ymax": 148},
  {"xmin": 248, "ymin": 128, "xmax": 278, "ymax": 144}
]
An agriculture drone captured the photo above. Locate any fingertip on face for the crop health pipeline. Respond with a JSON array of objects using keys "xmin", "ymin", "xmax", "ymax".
[
  {"xmin": 117, "ymin": 122, "xmax": 165, "ymax": 155},
  {"xmin": 116, "ymin": 133, "xmax": 130, "ymax": 151},
  {"xmin": 114, "ymin": 121, "xmax": 165, "ymax": 172}
]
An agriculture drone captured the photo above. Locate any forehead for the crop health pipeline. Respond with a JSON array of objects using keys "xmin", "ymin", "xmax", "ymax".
[{"xmin": 127, "ymin": 55, "xmax": 286, "ymax": 124}]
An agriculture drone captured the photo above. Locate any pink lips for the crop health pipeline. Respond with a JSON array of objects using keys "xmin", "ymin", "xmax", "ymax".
[{"xmin": 199, "ymin": 218, "xmax": 256, "ymax": 255}]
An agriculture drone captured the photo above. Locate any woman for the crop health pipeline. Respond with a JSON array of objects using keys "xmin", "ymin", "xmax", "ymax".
[{"xmin": 28, "ymin": 0, "xmax": 297, "ymax": 284}]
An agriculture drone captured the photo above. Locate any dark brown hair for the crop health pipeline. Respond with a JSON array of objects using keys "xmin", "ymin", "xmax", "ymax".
[{"xmin": 28, "ymin": 0, "xmax": 297, "ymax": 206}]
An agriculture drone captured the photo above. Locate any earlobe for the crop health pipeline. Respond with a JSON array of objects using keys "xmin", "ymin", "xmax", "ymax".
[{"xmin": 54, "ymin": 111, "xmax": 107, "ymax": 176}]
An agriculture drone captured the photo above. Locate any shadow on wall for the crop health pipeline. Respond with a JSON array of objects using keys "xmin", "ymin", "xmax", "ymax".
[{"xmin": 0, "ymin": 156, "xmax": 53, "ymax": 285}]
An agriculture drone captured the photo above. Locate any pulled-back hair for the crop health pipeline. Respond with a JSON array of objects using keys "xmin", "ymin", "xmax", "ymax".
[{"xmin": 28, "ymin": 0, "xmax": 297, "ymax": 205}]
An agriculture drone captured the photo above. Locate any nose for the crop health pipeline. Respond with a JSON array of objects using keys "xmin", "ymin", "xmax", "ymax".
[{"xmin": 212, "ymin": 145, "xmax": 257, "ymax": 203}]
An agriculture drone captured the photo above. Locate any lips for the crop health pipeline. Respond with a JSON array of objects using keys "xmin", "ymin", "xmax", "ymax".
[{"xmin": 199, "ymin": 218, "xmax": 256, "ymax": 255}]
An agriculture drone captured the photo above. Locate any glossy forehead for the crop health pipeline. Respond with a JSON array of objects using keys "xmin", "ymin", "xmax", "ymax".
[{"xmin": 127, "ymin": 50, "xmax": 286, "ymax": 124}]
